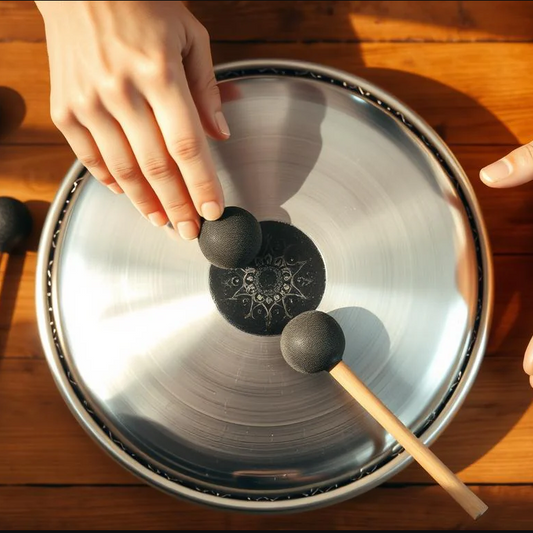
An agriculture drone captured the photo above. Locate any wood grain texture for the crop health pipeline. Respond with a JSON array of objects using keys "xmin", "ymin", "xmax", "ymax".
[
  {"xmin": 188, "ymin": 1, "xmax": 533, "ymax": 43},
  {"xmin": 2, "ymin": 2, "xmax": 533, "ymax": 529},
  {"xmin": 0, "ymin": 485, "xmax": 532, "ymax": 530},
  {"xmin": 1, "ymin": 42, "xmax": 533, "ymax": 146},
  {"xmin": 1, "ymin": 350, "xmax": 532, "ymax": 486},
  {"xmin": 0, "ymin": 1, "xmax": 43, "ymax": 42},
  {"xmin": 3, "ymin": 1, "xmax": 533, "ymax": 43}
]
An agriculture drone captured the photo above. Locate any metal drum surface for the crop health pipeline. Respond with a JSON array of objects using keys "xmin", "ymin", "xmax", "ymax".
[{"xmin": 35, "ymin": 59, "xmax": 493, "ymax": 513}]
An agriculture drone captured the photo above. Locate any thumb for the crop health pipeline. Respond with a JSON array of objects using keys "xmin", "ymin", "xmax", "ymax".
[
  {"xmin": 183, "ymin": 25, "xmax": 230, "ymax": 142},
  {"xmin": 480, "ymin": 141, "xmax": 533, "ymax": 188},
  {"xmin": 523, "ymin": 337, "xmax": 533, "ymax": 388}
]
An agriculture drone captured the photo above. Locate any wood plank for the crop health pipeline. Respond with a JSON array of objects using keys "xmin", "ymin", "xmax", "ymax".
[
  {"xmin": 0, "ymin": 1, "xmax": 43, "ymax": 43},
  {"xmin": 1, "ymin": 42, "xmax": 532, "ymax": 146},
  {"xmin": 1, "ymin": 348, "xmax": 532, "ymax": 485},
  {"xmin": 3, "ymin": 1, "xmax": 533, "ymax": 43},
  {"xmin": 1, "ymin": 145, "xmax": 533, "ymax": 357},
  {"xmin": 0, "ymin": 485, "xmax": 531, "ymax": 530},
  {"xmin": 188, "ymin": 0, "xmax": 533, "ymax": 43}
]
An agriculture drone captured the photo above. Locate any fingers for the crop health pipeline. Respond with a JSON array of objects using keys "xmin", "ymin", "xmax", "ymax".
[
  {"xmin": 56, "ymin": 98, "xmax": 164, "ymax": 223},
  {"xmin": 182, "ymin": 24, "xmax": 230, "ymax": 141},
  {"xmin": 480, "ymin": 142, "xmax": 533, "ymax": 188},
  {"xmin": 88, "ymin": 116, "xmax": 167, "ymax": 224},
  {"xmin": 103, "ymin": 90, "xmax": 202, "ymax": 238},
  {"xmin": 51, "ymin": 112, "xmax": 123, "ymax": 195},
  {"xmin": 54, "ymin": 73, "xmax": 224, "ymax": 239},
  {"xmin": 146, "ymin": 62, "xmax": 225, "ymax": 224},
  {"xmin": 49, "ymin": 20, "xmax": 227, "ymax": 240}
]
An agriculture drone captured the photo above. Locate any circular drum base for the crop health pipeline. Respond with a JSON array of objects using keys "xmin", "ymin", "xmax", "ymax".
[{"xmin": 36, "ymin": 60, "xmax": 493, "ymax": 513}]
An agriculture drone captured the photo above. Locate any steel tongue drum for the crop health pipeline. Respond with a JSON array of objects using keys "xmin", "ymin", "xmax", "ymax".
[{"xmin": 36, "ymin": 59, "xmax": 493, "ymax": 515}]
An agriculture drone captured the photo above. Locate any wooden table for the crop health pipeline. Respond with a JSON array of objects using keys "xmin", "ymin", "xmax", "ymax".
[{"xmin": 1, "ymin": 1, "xmax": 533, "ymax": 529}]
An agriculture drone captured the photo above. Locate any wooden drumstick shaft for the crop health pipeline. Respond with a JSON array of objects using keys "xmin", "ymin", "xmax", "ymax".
[{"xmin": 329, "ymin": 361, "xmax": 488, "ymax": 520}]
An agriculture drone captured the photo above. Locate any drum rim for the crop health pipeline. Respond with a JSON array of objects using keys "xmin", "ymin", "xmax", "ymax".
[{"xmin": 35, "ymin": 58, "xmax": 494, "ymax": 512}]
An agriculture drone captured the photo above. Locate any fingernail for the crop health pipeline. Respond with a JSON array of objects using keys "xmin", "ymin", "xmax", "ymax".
[
  {"xmin": 215, "ymin": 111, "xmax": 230, "ymax": 138},
  {"xmin": 523, "ymin": 337, "xmax": 533, "ymax": 375},
  {"xmin": 480, "ymin": 159, "xmax": 512, "ymax": 183},
  {"xmin": 147, "ymin": 211, "xmax": 168, "ymax": 227},
  {"xmin": 201, "ymin": 201, "xmax": 222, "ymax": 221},
  {"xmin": 108, "ymin": 183, "xmax": 124, "ymax": 194},
  {"xmin": 177, "ymin": 220, "xmax": 199, "ymax": 240}
]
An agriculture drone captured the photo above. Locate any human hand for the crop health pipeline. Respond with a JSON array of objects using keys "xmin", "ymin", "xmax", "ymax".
[
  {"xmin": 480, "ymin": 141, "xmax": 533, "ymax": 387},
  {"xmin": 36, "ymin": 0, "xmax": 229, "ymax": 240}
]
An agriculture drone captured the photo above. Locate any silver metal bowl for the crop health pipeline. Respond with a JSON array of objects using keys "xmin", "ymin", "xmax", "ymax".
[{"xmin": 35, "ymin": 59, "xmax": 493, "ymax": 513}]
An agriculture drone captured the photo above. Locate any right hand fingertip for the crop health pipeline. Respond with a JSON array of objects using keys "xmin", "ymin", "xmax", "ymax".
[
  {"xmin": 177, "ymin": 219, "xmax": 200, "ymax": 240},
  {"xmin": 214, "ymin": 111, "xmax": 231, "ymax": 139},
  {"xmin": 147, "ymin": 211, "xmax": 168, "ymax": 227},
  {"xmin": 480, "ymin": 159, "xmax": 512, "ymax": 185},
  {"xmin": 200, "ymin": 201, "xmax": 223, "ymax": 221},
  {"xmin": 480, "ymin": 142, "xmax": 533, "ymax": 188}
]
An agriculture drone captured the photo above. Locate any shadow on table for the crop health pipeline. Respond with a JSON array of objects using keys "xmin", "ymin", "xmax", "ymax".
[{"xmin": 0, "ymin": 200, "xmax": 50, "ymax": 359}]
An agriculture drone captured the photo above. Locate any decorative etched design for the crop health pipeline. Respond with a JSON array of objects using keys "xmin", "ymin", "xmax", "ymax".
[
  {"xmin": 228, "ymin": 247, "xmax": 309, "ymax": 322},
  {"xmin": 209, "ymin": 221, "xmax": 326, "ymax": 336}
]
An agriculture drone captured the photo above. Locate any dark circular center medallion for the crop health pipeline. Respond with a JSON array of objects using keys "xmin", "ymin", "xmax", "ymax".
[{"xmin": 209, "ymin": 220, "xmax": 326, "ymax": 336}]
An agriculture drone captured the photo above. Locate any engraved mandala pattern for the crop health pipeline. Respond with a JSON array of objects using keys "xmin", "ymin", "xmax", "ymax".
[{"xmin": 209, "ymin": 221, "xmax": 326, "ymax": 336}]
